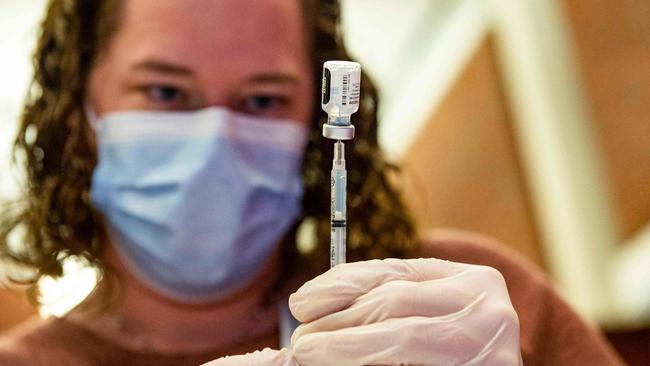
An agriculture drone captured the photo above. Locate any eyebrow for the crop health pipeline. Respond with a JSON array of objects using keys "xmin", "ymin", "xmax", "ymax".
[
  {"xmin": 247, "ymin": 73, "xmax": 300, "ymax": 85},
  {"xmin": 132, "ymin": 59, "xmax": 193, "ymax": 76},
  {"xmin": 131, "ymin": 60, "xmax": 300, "ymax": 84}
]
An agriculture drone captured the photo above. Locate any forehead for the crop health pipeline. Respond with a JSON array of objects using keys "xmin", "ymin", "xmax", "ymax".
[{"xmin": 111, "ymin": 0, "xmax": 307, "ymax": 73}]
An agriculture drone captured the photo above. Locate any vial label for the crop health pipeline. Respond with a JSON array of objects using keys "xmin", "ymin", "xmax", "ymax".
[
  {"xmin": 321, "ymin": 61, "xmax": 361, "ymax": 125},
  {"xmin": 322, "ymin": 68, "xmax": 331, "ymax": 105},
  {"xmin": 342, "ymin": 73, "xmax": 349, "ymax": 106},
  {"xmin": 350, "ymin": 79, "xmax": 360, "ymax": 106}
]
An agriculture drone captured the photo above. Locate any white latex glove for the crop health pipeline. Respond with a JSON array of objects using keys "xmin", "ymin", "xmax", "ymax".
[
  {"xmin": 288, "ymin": 258, "xmax": 523, "ymax": 366},
  {"xmin": 202, "ymin": 348, "xmax": 298, "ymax": 366}
]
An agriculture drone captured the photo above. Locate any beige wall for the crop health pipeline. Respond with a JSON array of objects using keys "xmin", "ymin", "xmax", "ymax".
[
  {"xmin": 562, "ymin": 0, "xmax": 650, "ymax": 241},
  {"xmin": 400, "ymin": 0, "xmax": 650, "ymax": 267},
  {"xmin": 400, "ymin": 38, "xmax": 543, "ymax": 266}
]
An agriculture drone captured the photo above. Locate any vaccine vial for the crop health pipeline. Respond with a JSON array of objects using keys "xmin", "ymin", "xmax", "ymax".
[{"xmin": 321, "ymin": 61, "xmax": 361, "ymax": 140}]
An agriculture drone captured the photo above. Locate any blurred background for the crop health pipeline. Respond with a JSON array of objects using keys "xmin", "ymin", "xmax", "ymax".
[{"xmin": 1, "ymin": 0, "xmax": 649, "ymax": 364}]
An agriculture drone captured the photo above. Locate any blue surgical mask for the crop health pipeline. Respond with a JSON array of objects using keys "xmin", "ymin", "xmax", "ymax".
[{"xmin": 90, "ymin": 107, "xmax": 308, "ymax": 303}]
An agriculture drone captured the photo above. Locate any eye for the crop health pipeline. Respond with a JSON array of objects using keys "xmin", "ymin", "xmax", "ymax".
[
  {"xmin": 239, "ymin": 94, "xmax": 290, "ymax": 116},
  {"xmin": 139, "ymin": 84, "xmax": 192, "ymax": 109},
  {"xmin": 147, "ymin": 85, "xmax": 182, "ymax": 102}
]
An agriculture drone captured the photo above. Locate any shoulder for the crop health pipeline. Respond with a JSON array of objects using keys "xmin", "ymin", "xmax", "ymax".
[
  {"xmin": 418, "ymin": 228, "xmax": 543, "ymax": 275},
  {"xmin": 0, "ymin": 317, "xmax": 89, "ymax": 366},
  {"xmin": 0, "ymin": 317, "xmax": 49, "ymax": 365},
  {"xmin": 417, "ymin": 229, "xmax": 547, "ymax": 292},
  {"xmin": 416, "ymin": 228, "xmax": 624, "ymax": 365}
]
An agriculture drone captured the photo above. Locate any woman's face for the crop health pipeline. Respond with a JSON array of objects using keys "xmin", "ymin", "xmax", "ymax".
[{"xmin": 88, "ymin": 0, "xmax": 314, "ymax": 124}]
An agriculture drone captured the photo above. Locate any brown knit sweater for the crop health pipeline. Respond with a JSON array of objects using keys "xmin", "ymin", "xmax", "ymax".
[{"xmin": 0, "ymin": 230, "xmax": 625, "ymax": 365}]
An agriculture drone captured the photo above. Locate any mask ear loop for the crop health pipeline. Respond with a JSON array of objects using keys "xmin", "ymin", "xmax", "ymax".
[{"xmin": 84, "ymin": 103, "xmax": 101, "ymax": 132}]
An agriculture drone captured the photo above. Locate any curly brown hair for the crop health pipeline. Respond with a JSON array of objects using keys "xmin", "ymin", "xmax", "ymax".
[{"xmin": 0, "ymin": 0, "xmax": 418, "ymax": 300}]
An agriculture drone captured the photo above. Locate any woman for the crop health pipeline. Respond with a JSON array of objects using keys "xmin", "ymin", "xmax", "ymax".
[{"xmin": 0, "ymin": 0, "xmax": 623, "ymax": 365}]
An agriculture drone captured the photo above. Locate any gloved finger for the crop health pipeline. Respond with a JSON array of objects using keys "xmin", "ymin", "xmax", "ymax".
[
  {"xmin": 201, "ymin": 348, "xmax": 299, "ymax": 366},
  {"xmin": 291, "ymin": 270, "xmax": 487, "ymax": 345},
  {"xmin": 293, "ymin": 310, "xmax": 521, "ymax": 366},
  {"xmin": 289, "ymin": 258, "xmax": 499, "ymax": 322}
]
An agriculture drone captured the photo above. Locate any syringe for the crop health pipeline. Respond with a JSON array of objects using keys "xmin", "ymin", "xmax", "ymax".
[{"xmin": 321, "ymin": 61, "xmax": 361, "ymax": 268}]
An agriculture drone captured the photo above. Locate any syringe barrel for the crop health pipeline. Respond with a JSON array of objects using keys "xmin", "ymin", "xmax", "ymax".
[
  {"xmin": 331, "ymin": 168, "xmax": 346, "ymax": 219},
  {"xmin": 321, "ymin": 61, "xmax": 361, "ymax": 126},
  {"xmin": 330, "ymin": 141, "xmax": 347, "ymax": 267},
  {"xmin": 331, "ymin": 142, "xmax": 346, "ymax": 221},
  {"xmin": 331, "ymin": 227, "xmax": 346, "ymax": 267}
]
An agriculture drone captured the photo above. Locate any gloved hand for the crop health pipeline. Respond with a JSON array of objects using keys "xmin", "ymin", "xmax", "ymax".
[
  {"xmin": 288, "ymin": 258, "xmax": 523, "ymax": 366},
  {"xmin": 202, "ymin": 348, "xmax": 298, "ymax": 366}
]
